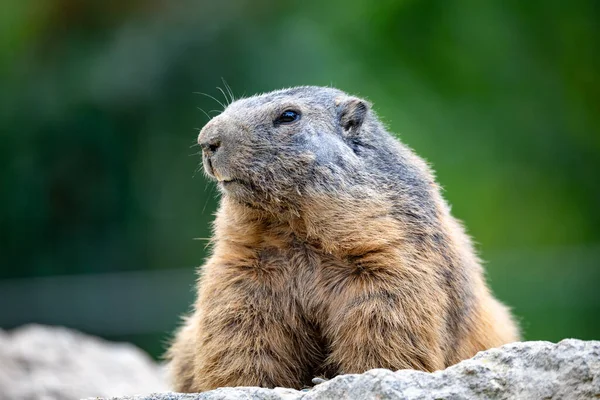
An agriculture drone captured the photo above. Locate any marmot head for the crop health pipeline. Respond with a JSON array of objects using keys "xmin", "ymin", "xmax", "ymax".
[{"xmin": 197, "ymin": 86, "xmax": 430, "ymax": 216}]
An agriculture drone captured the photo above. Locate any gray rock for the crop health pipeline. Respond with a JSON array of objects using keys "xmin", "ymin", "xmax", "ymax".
[
  {"xmin": 98, "ymin": 339, "xmax": 600, "ymax": 400},
  {"xmin": 1, "ymin": 326, "xmax": 597, "ymax": 400},
  {"xmin": 0, "ymin": 324, "xmax": 168, "ymax": 400}
]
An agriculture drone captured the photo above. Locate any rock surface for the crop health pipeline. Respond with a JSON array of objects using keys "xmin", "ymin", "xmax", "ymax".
[
  {"xmin": 98, "ymin": 339, "xmax": 600, "ymax": 400},
  {"xmin": 1, "ymin": 325, "xmax": 598, "ymax": 400},
  {"xmin": 0, "ymin": 324, "xmax": 168, "ymax": 400}
]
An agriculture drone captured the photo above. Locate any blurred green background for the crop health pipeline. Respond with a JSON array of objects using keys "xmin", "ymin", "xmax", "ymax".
[{"xmin": 1, "ymin": 0, "xmax": 599, "ymax": 359}]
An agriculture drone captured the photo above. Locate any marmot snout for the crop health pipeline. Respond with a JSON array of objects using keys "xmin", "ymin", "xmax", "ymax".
[{"xmin": 168, "ymin": 86, "xmax": 519, "ymax": 392}]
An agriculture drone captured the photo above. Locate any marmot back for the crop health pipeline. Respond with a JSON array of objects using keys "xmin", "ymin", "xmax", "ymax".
[{"xmin": 167, "ymin": 86, "xmax": 519, "ymax": 392}]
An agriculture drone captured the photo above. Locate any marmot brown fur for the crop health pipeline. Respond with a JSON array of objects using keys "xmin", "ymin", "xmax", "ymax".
[{"xmin": 167, "ymin": 86, "xmax": 519, "ymax": 392}]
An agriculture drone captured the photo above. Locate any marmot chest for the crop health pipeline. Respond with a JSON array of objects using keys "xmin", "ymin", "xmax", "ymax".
[{"xmin": 254, "ymin": 242, "xmax": 356, "ymax": 316}]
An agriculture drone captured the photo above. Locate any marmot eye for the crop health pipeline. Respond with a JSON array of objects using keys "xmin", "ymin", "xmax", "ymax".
[{"xmin": 274, "ymin": 110, "xmax": 301, "ymax": 125}]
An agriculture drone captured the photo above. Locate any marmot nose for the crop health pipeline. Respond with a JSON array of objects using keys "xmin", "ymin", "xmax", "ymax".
[{"xmin": 199, "ymin": 137, "xmax": 221, "ymax": 155}]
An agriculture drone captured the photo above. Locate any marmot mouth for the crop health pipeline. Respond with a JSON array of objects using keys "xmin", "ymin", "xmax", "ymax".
[{"xmin": 220, "ymin": 178, "xmax": 246, "ymax": 186}]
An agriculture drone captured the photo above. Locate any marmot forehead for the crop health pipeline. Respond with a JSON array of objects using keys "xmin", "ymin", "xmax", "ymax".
[{"xmin": 226, "ymin": 86, "xmax": 347, "ymax": 112}]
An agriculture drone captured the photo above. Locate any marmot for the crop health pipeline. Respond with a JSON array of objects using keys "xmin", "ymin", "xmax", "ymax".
[{"xmin": 168, "ymin": 86, "xmax": 519, "ymax": 392}]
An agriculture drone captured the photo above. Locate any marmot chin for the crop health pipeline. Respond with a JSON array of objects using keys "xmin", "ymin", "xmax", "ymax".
[{"xmin": 167, "ymin": 86, "xmax": 519, "ymax": 392}]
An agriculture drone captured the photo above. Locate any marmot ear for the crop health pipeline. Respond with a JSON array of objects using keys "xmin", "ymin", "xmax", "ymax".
[{"xmin": 336, "ymin": 96, "xmax": 370, "ymax": 135}]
